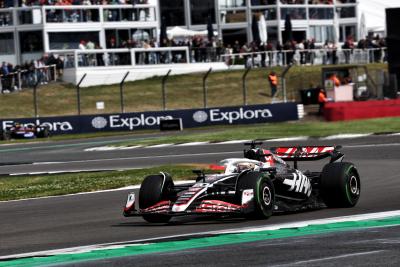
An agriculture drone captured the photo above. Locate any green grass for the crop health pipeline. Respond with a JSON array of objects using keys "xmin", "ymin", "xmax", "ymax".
[
  {"xmin": 0, "ymin": 63, "xmax": 387, "ymax": 118},
  {"xmin": 0, "ymin": 165, "xmax": 206, "ymax": 201},
  {"xmin": 1, "ymin": 117, "xmax": 398, "ymax": 146},
  {"xmin": 112, "ymin": 117, "xmax": 400, "ymax": 146}
]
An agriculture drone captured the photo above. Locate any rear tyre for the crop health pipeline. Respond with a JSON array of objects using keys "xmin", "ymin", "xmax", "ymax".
[
  {"xmin": 236, "ymin": 171, "xmax": 275, "ymax": 219},
  {"xmin": 1, "ymin": 131, "xmax": 10, "ymax": 141},
  {"xmin": 320, "ymin": 162, "xmax": 361, "ymax": 208},
  {"xmin": 139, "ymin": 173, "xmax": 173, "ymax": 223},
  {"xmin": 36, "ymin": 127, "xmax": 50, "ymax": 138}
]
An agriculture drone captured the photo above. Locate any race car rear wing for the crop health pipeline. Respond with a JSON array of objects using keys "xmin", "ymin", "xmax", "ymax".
[{"xmin": 270, "ymin": 146, "xmax": 344, "ymax": 166}]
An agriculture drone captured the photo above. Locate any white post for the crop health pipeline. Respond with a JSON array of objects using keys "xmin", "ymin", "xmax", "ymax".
[{"xmin": 334, "ymin": 6, "xmax": 341, "ymax": 45}]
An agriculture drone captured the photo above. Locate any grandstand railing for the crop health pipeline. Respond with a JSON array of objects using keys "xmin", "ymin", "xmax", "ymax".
[
  {"xmin": 0, "ymin": 4, "xmax": 157, "ymax": 26},
  {"xmin": 220, "ymin": 48, "xmax": 387, "ymax": 68},
  {"xmin": 56, "ymin": 47, "xmax": 386, "ymax": 69},
  {"xmin": 55, "ymin": 47, "xmax": 190, "ymax": 69}
]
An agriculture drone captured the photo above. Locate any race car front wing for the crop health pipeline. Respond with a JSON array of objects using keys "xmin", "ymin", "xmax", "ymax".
[{"xmin": 123, "ymin": 192, "xmax": 254, "ymax": 217}]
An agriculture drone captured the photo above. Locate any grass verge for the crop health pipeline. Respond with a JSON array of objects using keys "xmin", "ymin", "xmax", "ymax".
[
  {"xmin": 113, "ymin": 117, "xmax": 400, "ymax": 146},
  {"xmin": 1, "ymin": 117, "xmax": 399, "ymax": 146},
  {"xmin": 0, "ymin": 165, "xmax": 204, "ymax": 201}
]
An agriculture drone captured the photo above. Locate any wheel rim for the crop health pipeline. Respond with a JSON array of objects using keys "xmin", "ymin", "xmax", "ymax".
[
  {"xmin": 262, "ymin": 186, "xmax": 272, "ymax": 206},
  {"xmin": 349, "ymin": 175, "xmax": 358, "ymax": 195}
]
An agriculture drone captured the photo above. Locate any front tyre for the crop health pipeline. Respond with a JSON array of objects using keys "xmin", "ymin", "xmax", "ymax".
[
  {"xmin": 139, "ymin": 173, "xmax": 173, "ymax": 223},
  {"xmin": 236, "ymin": 171, "xmax": 275, "ymax": 219},
  {"xmin": 320, "ymin": 162, "xmax": 361, "ymax": 208}
]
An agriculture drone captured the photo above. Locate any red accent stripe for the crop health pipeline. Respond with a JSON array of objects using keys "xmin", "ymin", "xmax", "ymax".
[
  {"xmin": 275, "ymin": 146, "xmax": 335, "ymax": 158},
  {"xmin": 209, "ymin": 164, "xmax": 226, "ymax": 171},
  {"xmin": 141, "ymin": 200, "xmax": 171, "ymax": 212}
]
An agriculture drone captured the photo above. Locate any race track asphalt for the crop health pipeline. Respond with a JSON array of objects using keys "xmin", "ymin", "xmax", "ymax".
[
  {"xmin": 0, "ymin": 134, "xmax": 399, "ymax": 175},
  {"xmin": 0, "ymin": 134, "xmax": 400, "ymax": 265},
  {"xmin": 63, "ymin": 225, "xmax": 400, "ymax": 267}
]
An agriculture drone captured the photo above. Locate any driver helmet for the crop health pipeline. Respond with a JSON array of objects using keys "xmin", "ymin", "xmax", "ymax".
[{"xmin": 236, "ymin": 162, "xmax": 256, "ymax": 172}]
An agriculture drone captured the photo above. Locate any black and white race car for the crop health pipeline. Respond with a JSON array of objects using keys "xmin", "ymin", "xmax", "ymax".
[
  {"xmin": 0, "ymin": 123, "xmax": 50, "ymax": 140},
  {"xmin": 123, "ymin": 141, "xmax": 361, "ymax": 223}
]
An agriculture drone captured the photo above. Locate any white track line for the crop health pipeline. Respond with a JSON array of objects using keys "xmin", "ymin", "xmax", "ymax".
[
  {"xmin": 3, "ymin": 151, "xmax": 240, "ymax": 167},
  {"xmin": 83, "ymin": 133, "xmax": 400, "ymax": 151},
  {"xmin": 145, "ymin": 144, "xmax": 174, "ymax": 148},
  {"xmin": 216, "ymin": 210, "xmax": 400, "ymax": 234},
  {"xmin": 216, "ymin": 140, "xmax": 251, "ymax": 144},
  {"xmin": 1, "ymin": 210, "xmax": 399, "ymax": 260},
  {"xmin": 321, "ymin": 134, "xmax": 372, "ymax": 140},
  {"xmin": 176, "ymin": 142, "xmax": 210, "ymax": 146},
  {"xmin": 85, "ymin": 146, "xmax": 142, "ymax": 151},
  {"xmin": 267, "ymin": 137, "xmax": 309, "ymax": 142},
  {"xmin": 345, "ymin": 143, "xmax": 400, "ymax": 148},
  {"xmin": 272, "ymin": 250, "xmax": 385, "ymax": 267}
]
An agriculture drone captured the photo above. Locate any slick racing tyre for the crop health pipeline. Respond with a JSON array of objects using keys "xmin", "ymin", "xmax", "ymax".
[
  {"xmin": 36, "ymin": 127, "xmax": 50, "ymax": 138},
  {"xmin": 320, "ymin": 162, "xmax": 361, "ymax": 208},
  {"xmin": 1, "ymin": 130, "xmax": 11, "ymax": 141},
  {"xmin": 236, "ymin": 171, "xmax": 275, "ymax": 219},
  {"xmin": 139, "ymin": 173, "xmax": 173, "ymax": 223}
]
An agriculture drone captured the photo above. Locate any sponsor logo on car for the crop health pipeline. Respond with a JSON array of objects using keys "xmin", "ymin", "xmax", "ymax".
[{"xmin": 283, "ymin": 170, "xmax": 312, "ymax": 197}]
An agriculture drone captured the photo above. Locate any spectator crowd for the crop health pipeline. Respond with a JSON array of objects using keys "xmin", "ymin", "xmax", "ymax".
[
  {"xmin": 0, "ymin": 0, "xmax": 149, "ymax": 7},
  {"xmin": 1, "ymin": 55, "xmax": 63, "ymax": 93}
]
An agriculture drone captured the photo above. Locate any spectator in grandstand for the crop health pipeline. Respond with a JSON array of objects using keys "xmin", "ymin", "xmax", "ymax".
[
  {"xmin": 216, "ymin": 39, "xmax": 224, "ymax": 61},
  {"xmin": 308, "ymin": 38, "xmax": 316, "ymax": 65},
  {"xmin": 1, "ymin": 61, "xmax": 11, "ymax": 93},
  {"xmin": 298, "ymin": 40, "xmax": 306, "ymax": 65},
  {"xmin": 323, "ymin": 40, "xmax": 337, "ymax": 65},
  {"xmin": 283, "ymin": 40, "xmax": 295, "ymax": 65},
  {"xmin": 265, "ymin": 41, "xmax": 275, "ymax": 66},
  {"xmin": 240, "ymin": 43, "xmax": 251, "ymax": 67},
  {"xmin": 342, "ymin": 36, "xmax": 354, "ymax": 64},
  {"xmin": 95, "ymin": 43, "xmax": 105, "ymax": 66},
  {"xmin": 34, "ymin": 57, "xmax": 48, "ymax": 84},
  {"xmin": 233, "ymin": 40, "xmax": 241, "ymax": 54}
]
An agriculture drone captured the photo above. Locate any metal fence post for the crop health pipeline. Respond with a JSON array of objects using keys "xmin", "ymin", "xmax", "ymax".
[
  {"xmin": 282, "ymin": 78, "xmax": 287, "ymax": 103},
  {"xmin": 281, "ymin": 62, "xmax": 294, "ymax": 103},
  {"xmin": 33, "ymin": 77, "xmax": 41, "ymax": 118},
  {"xmin": 76, "ymin": 74, "xmax": 87, "ymax": 116},
  {"xmin": 162, "ymin": 69, "xmax": 171, "ymax": 111},
  {"xmin": 203, "ymin": 68, "xmax": 212, "ymax": 108},
  {"xmin": 242, "ymin": 67, "xmax": 251, "ymax": 106},
  {"xmin": 120, "ymin": 71, "xmax": 130, "ymax": 113},
  {"xmin": 17, "ymin": 71, "xmax": 22, "ymax": 90}
]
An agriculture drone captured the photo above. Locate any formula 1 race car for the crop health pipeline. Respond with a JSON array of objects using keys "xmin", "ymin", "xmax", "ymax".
[
  {"xmin": 0, "ymin": 123, "xmax": 50, "ymax": 140},
  {"xmin": 123, "ymin": 141, "xmax": 361, "ymax": 223}
]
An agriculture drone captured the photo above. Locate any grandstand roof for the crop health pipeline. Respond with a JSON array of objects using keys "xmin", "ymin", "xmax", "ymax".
[{"xmin": 359, "ymin": 0, "xmax": 400, "ymax": 32}]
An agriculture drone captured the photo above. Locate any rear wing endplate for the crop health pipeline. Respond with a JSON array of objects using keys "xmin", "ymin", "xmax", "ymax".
[{"xmin": 270, "ymin": 145, "xmax": 343, "ymax": 163}]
